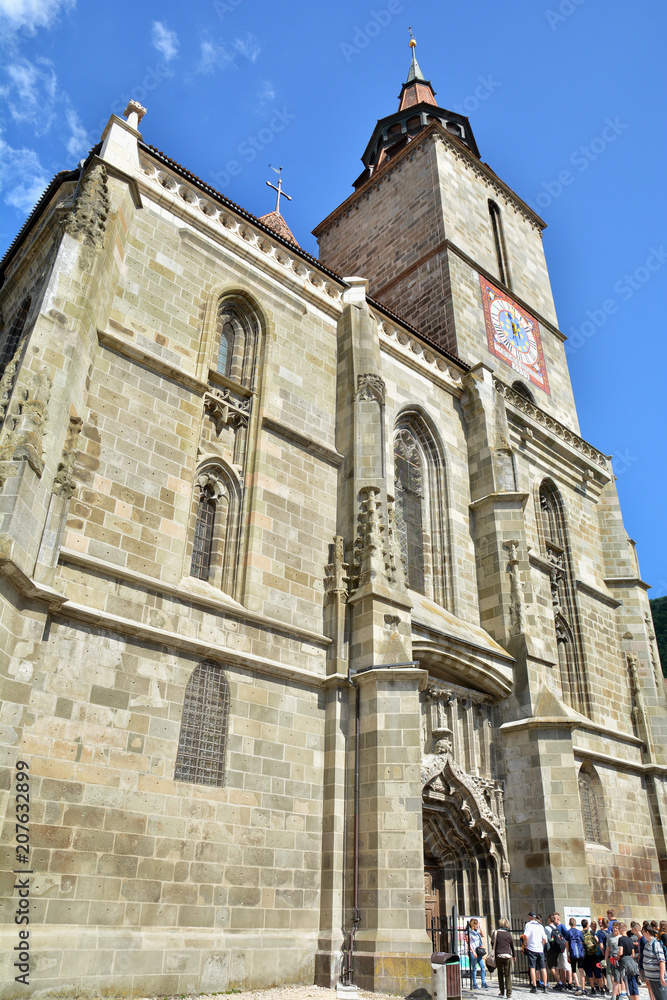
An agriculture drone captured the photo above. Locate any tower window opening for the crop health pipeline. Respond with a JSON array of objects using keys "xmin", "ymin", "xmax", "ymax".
[
  {"xmin": 489, "ymin": 200, "xmax": 511, "ymax": 289},
  {"xmin": 191, "ymin": 487, "xmax": 216, "ymax": 580}
]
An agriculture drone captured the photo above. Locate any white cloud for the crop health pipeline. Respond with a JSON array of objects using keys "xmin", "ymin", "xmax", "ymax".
[
  {"xmin": 0, "ymin": 134, "xmax": 49, "ymax": 214},
  {"xmin": 65, "ymin": 107, "xmax": 89, "ymax": 160},
  {"xmin": 233, "ymin": 34, "xmax": 260, "ymax": 63},
  {"xmin": 2, "ymin": 56, "xmax": 58, "ymax": 133},
  {"xmin": 197, "ymin": 33, "xmax": 261, "ymax": 74},
  {"xmin": 0, "ymin": 0, "xmax": 75, "ymax": 35},
  {"xmin": 151, "ymin": 21, "xmax": 179, "ymax": 62},
  {"xmin": 255, "ymin": 80, "xmax": 275, "ymax": 115}
]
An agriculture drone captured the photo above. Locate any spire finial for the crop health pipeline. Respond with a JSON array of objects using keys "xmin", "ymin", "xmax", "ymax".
[
  {"xmin": 266, "ymin": 165, "xmax": 292, "ymax": 215},
  {"xmin": 408, "ymin": 26, "xmax": 416, "ymax": 49}
]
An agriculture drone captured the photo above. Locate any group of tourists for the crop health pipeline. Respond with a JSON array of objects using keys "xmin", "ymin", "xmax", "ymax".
[{"xmin": 465, "ymin": 909, "xmax": 667, "ymax": 1000}]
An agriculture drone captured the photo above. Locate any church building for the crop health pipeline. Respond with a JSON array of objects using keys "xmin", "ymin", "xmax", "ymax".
[{"xmin": 0, "ymin": 41, "xmax": 665, "ymax": 999}]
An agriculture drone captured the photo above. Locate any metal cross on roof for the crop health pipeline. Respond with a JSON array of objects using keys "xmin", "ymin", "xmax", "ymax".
[{"xmin": 266, "ymin": 165, "xmax": 292, "ymax": 214}]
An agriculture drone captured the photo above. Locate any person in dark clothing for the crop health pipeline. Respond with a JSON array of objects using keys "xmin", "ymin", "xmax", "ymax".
[{"xmin": 492, "ymin": 917, "xmax": 516, "ymax": 998}]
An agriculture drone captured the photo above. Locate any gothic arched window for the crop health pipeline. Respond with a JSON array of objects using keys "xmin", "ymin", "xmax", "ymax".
[
  {"xmin": 578, "ymin": 764, "xmax": 608, "ymax": 847},
  {"xmin": 393, "ymin": 416, "xmax": 448, "ymax": 605},
  {"xmin": 215, "ymin": 297, "xmax": 259, "ymax": 388},
  {"xmin": 191, "ymin": 484, "xmax": 218, "ymax": 580},
  {"xmin": 0, "ymin": 297, "xmax": 31, "ymax": 378},
  {"xmin": 538, "ymin": 480, "xmax": 589, "ymax": 715},
  {"xmin": 174, "ymin": 661, "xmax": 230, "ymax": 787},
  {"xmin": 512, "ymin": 380, "xmax": 535, "ymax": 404},
  {"xmin": 489, "ymin": 200, "xmax": 511, "ymax": 289},
  {"xmin": 394, "ymin": 428, "xmax": 426, "ymax": 593}
]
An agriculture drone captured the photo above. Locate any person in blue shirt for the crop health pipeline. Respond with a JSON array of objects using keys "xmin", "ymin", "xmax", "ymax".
[
  {"xmin": 468, "ymin": 918, "xmax": 489, "ymax": 990},
  {"xmin": 565, "ymin": 917, "xmax": 586, "ymax": 995}
]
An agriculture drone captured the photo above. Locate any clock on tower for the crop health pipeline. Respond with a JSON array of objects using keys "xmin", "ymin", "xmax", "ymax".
[{"xmin": 479, "ymin": 275, "xmax": 551, "ymax": 395}]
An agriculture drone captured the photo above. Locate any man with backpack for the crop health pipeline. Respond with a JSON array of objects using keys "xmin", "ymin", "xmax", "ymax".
[
  {"xmin": 565, "ymin": 917, "xmax": 586, "ymax": 995},
  {"xmin": 552, "ymin": 913, "xmax": 573, "ymax": 992},
  {"xmin": 641, "ymin": 925, "xmax": 667, "ymax": 1000},
  {"xmin": 582, "ymin": 919, "xmax": 603, "ymax": 993}
]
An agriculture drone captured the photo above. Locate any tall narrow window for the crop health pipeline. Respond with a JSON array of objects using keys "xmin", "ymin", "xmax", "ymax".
[
  {"xmin": 489, "ymin": 200, "xmax": 511, "ymax": 289},
  {"xmin": 394, "ymin": 428, "xmax": 426, "ymax": 593},
  {"xmin": 190, "ymin": 484, "xmax": 217, "ymax": 580},
  {"xmin": 577, "ymin": 764, "xmax": 608, "ymax": 846},
  {"xmin": 217, "ymin": 320, "xmax": 234, "ymax": 376},
  {"xmin": 0, "ymin": 297, "xmax": 31, "ymax": 377},
  {"xmin": 174, "ymin": 661, "xmax": 230, "ymax": 787},
  {"xmin": 539, "ymin": 480, "xmax": 589, "ymax": 715}
]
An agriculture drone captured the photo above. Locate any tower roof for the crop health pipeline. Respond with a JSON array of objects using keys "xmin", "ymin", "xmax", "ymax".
[
  {"xmin": 398, "ymin": 38, "xmax": 437, "ymax": 111},
  {"xmin": 352, "ymin": 36, "xmax": 479, "ymax": 189}
]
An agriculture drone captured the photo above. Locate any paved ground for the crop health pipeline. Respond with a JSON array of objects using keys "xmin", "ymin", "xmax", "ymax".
[{"xmin": 118, "ymin": 980, "xmax": 654, "ymax": 1000}]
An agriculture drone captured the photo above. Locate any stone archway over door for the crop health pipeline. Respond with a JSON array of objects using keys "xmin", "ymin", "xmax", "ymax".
[{"xmin": 422, "ymin": 752, "xmax": 511, "ymax": 926}]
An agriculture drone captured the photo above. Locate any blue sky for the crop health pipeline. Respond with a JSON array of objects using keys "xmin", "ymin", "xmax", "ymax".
[{"xmin": 0, "ymin": 0, "xmax": 664, "ymax": 593}]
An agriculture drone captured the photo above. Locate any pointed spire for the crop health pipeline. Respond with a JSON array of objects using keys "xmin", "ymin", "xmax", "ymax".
[
  {"xmin": 406, "ymin": 27, "xmax": 425, "ymax": 82},
  {"xmin": 398, "ymin": 29, "xmax": 436, "ymax": 111}
]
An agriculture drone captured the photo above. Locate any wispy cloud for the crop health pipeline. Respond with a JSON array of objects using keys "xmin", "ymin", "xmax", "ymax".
[
  {"xmin": 2, "ymin": 56, "xmax": 58, "ymax": 133},
  {"xmin": 65, "ymin": 107, "xmax": 88, "ymax": 159},
  {"xmin": 197, "ymin": 33, "xmax": 261, "ymax": 74},
  {"xmin": 255, "ymin": 79, "xmax": 275, "ymax": 115},
  {"xmin": 151, "ymin": 21, "xmax": 179, "ymax": 62},
  {"xmin": 0, "ymin": 133, "xmax": 49, "ymax": 213},
  {"xmin": 0, "ymin": 0, "xmax": 75, "ymax": 35}
]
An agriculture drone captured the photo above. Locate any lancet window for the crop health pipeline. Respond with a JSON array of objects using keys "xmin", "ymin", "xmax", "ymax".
[
  {"xmin": 215, "ymin": 297, "xmax": 259, "ymax": 388},
  {"xmin": 578, "ymin": 764, "xmax": 608, "ymax": 847},
  {"xmin": 489, "ymin": 200, "xmax": 511, "ymax": 289},
  {"xmin": 393, "ymin": 416, "xmax": 448, "ymax": 605},
  {"xmin": 188, "ymin": 466, "xmax": 240, "ymax": 595},
  {"xmin": 539, "ymin": 480, "xmax": 589, "ymax": 715},
  {"xmin": 0, "ymin": 297, "xmax": 31, "ymax": 377},
  {"xmin": 174, "ymin": 661, "xmax": 230, "ymax": 787}
]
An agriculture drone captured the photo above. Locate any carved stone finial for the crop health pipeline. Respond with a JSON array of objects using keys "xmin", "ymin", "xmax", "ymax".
[
  {"xmin": 0, "ymin": 367, "xmax": 51, "ymax": 476},
  {"xmin": 324, "ymin": 534, "xmax": 349, "ymax": 604},
  {"xmin": 64, "ymin": 163, "xmax": 110, "ymax": 253},
  {"xmin": 53, "ymin": 414, "xmax": 83, "ymax": 498},
  {"xmin": 123, "ymin": 101, "xmax": 147, "ymax": 130}
]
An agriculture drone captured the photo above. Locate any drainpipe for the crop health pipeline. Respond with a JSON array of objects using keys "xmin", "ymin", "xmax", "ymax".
[{"xmin": 343, "ymin": 680, "xmax": 361, "ymax": 985}]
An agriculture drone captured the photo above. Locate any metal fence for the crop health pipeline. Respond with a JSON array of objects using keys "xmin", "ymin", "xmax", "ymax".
[{"xmin": 427, "ymin": 911, "xmax": 537, "ymax": 988}]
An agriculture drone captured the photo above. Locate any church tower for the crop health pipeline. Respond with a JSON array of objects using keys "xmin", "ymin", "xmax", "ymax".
[
  {"xmin": 314, "ymin": 38, "xmax": 578, "ymax": 432},
  {"xmin": 314, "ymin": 35, "xmax": 667, "ymax": 975}
]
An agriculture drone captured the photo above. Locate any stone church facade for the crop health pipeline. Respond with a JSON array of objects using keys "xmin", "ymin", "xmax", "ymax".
[{"xmin": 0, "ymin": 49, "xmax": 665, "ymax": 1000}]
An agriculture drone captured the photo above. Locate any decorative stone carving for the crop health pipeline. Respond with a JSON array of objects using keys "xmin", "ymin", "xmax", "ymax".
[
  {"xmin": 53, "ymin": 414, "xmax": 83, "ymax": 498},
  {"xmin": 504, "ymin": 538, "xmax": 526, "ymax": 635},
  {"xmin": 385, "ymin": 494, "xmax": 407, "ymax": 589},
  {"xmin": 0, "ymin": 333, "xmax": 28, "ymax": 425},
  {"xmin": 351, "ymin": 486, "xmax": 385, "ymax": 590},
  {"xmin": 627, "ymin": 651, "xmax": 653, "ymax": 759},
  {"xmin": 324, "ymin": 534, "xmax": 349, "ymax": 604},
  {"xmin": 195, "ymin": 470, "xmax": 227, "ymax": 501},
  {"xmin": 355, "ymin": 372, "xmax": 386, "ymax": 404},
  {"xmin": 64, "ymin": 163, "xmax": 109, "ymax": 251},
  {"xmin": 123, "ymin": 101, "xmax": 147, "ymax": 129},
  {"xmin": 204, "ymin": 386, "xmax": 251, "ymax": 434},
  {"xmin": 494, "ymin": 375, "xmax": 608, "ymax": 469},
  {"xmin": 0, "ymin": 367, "xmax": 51, "ymax": 476}
]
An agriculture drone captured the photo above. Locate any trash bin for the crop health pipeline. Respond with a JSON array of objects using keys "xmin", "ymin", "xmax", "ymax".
[{"xmin": 432, "ymin": 952, "xmax": 461, "ymax": 1000}]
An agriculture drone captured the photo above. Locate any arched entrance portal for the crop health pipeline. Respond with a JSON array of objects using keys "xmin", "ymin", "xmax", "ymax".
[{"xmin": 422, "ymin": 752, "xmax": 510, "ymax": 930}]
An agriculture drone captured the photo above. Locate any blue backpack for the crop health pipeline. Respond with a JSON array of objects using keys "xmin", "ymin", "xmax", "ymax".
[{"xmin": 570, "ymin": 930, "xmax": 585, "ymax": 960}]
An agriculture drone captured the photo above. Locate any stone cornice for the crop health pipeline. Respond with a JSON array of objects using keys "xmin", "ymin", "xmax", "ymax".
[
  {"xmin": 501, "ymin": 715, "xmax": 643, "ymax": 746},
  {"xmin": 58, "ymin": 547, "xmax": 330, "ymax": 647},
  {"xmin": 469, "ymin": 491, "xmax": 529, "ymax": 512},
  {"xmin": 98, "ymin": 328, "xmax": 208, "ymax": 394},
  {"xmin": 261, "ymin": 414, "xmax": 343, "ymax": 466},
  {"xmin": 496, "ymin": 376, "xmax": 611, "ymax": 473},
  {"xmin": 573, "ymin": 746, "xmax": 667, "ymax": 776},
  {"xmin": 575, "ymin": 578, "xmax": 622, "ymax": 609},
  {"xmin": 604, "ymin": 576, "xmax": 651, "ymax": 592}
]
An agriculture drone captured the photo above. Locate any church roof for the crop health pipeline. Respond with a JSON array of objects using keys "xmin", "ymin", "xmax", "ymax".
[
  {"xmin": 258, "ymin": 210, "xmax": 299, "ymax": 247},
  {"xmin": 399, "ymin": 46, "xmax": 437, "ymax": 111}
]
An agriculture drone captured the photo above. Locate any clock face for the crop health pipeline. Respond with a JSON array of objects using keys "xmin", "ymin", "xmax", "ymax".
[{"xmin": 479, "ymin": 276, "xmax": 550, "ymax": 395}]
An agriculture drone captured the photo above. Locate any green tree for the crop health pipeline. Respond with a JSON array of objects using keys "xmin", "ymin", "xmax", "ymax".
[{"xmin": 649, "ymin": 596, "xmax": 667, "ymax": 677}]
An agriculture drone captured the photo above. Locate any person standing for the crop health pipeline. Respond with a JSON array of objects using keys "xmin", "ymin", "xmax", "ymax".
[
  {"xmin": 583, "ymin": 919, "xmax": 604, "ymax": 994},
  {"xmin": 546, "ymin": 915, "xmax": 561, "ymax": 986},
  {"xmin": 522, "ymin": 911, "xmax": 548, "ymax": 993},
  {"xmin": 618, "ymin": 923, "xmax": 639, "ymax": 1000},
  {"xmin": 566, "ymin": 917, "xmax": 586, "ymax": 995},
  {"xmin": 552, "ymin": 912, "xmax": 573, "ymax": 991},
  {"xmin": 468, "ymin": 918, "xmax": 489, "ymax": 990},
  {"xmin": 492, "ymin": 917, "xmax": 516, "ymax": 998},
  {"xmin": 606, "ymin": 921, "xmax": 623, "ymax": 1000},
  {"xmin": 641, "ymin": 925, "xmax": 667, "ymax": 1000}
]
